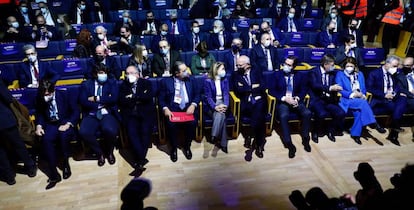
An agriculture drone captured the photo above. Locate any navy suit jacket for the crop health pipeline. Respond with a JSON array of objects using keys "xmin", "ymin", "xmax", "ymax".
[
  {"xmin": 249, "ymin": 44, "xmax": 279, "ymax": 71},
  {"xmin": 340, "ymin": 29, "xmax": 364, "ymax": 47},
  {"xmin": 309, "ymin": 67, "xmax": 340, "ymax": 105},
  {"xmin": 35, "ymin": 89, "xmax": 80, "ymax": 127},
  {"xmin": 159, "ymin": 76, "xmax": 201, "ymax": 112},
  {"xmin": 231, "ymin": 68, "xmax": 267, "ymax": 107},
  {"xmin": 18, "ymin": 61, "xmax": 60, "ymax": 88},
  {"xmin": 150, "ymin": 34, "xmax": 177, "ymax": 54},
  {"xmin": 183, "ymin": 32, "xmax": 208, "ymax": 52},
  {"xmin": 223, "ymin": 50, "xmax": 247, "ymax": 73},
  {"xmin": 79, "ymin": 78, "xmax": 119, "ymax": 119},
  {"xmin": 321, "ymin": 16, "xmax": 344, "ymax": 32},
  {"xmin": 0, "ymin": 79, "xmax": 17, "ymax": 130},
  {"xmin": 278, "ymin": 17, "xmax": 301, "ymax": 32},
  {"xmin": 151, "ymin": 50, "xmax": 182, "ymax": 77},
  {"xmin": 317, "ymin": 31, "xmax": 340, "ymax": 47},
  {"xmin": 239, "ymin": 31, "xmax": 257, "ymax": 49},
  {"xmin": 119, "ymin": 78, "xmax": 155, "ymax": 120},
  {"xmin": 203, "ymin": 78, "xmax": 230, "ymax": 112},
  {"xmin": 335, "ymin": 45, "xmax": 365, "ymax": 67},
  {"xmin": 395, "ymin": 72, "xmax": 414, "ymax": 99},
  {"xmin": 367, "ymin": 68, "xmax": 400, "ymax": 106},
  {"xmin": 87, "ymin": 56, "xmax": 122, "ymax": 80},
  {"xmin": 269, "ymin": 71, "xmax": 310, "ymax": 104},
  {"xmin": 166, "ymin": 19, "xmax": 189, "ymax": 35},
  {"xmin": 208, "ymin": 31, "xmax": 233, "ymax": 50}
]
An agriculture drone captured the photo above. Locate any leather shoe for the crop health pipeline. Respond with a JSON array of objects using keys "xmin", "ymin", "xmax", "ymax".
[
  {"xmin": 62, "ymin": 166, "xmax": 71, "ymax": 180},
  {"xmin": 170, "ymin": 149, "xmax": 177, "ymax": 162},
  {"xmin": 386, "ymin": 131, "xmax": 400, "ymax": 146},
  {"xmin": 288, "ymin": 145, "xmax": 297, "ymax": 159},
  {"xmin": 311, "ymin": 132, "xmax": 319, "ymax": 143},
  {"xmin": 97, "ymin": 155, "xmax": 105, "ymax": 167},
  {"xmin": 45, "ymin": 175, "xmax": 62, "ymax": 190},
  {"xmin": 243, "ymin": 136, "xmax": 252, "ymax": 149},
  {"xmin": 352, "ymin": 136, "xmax": 362, "ymax": 145},
  {"xmin": 255, "ymin": 147, "xmax": 264, "ymax": 158},
  {"xmin": 107, "ymin": 153, "xmax": 116, "ymax": 165},
  {"xmin": 374, "ymin": 124, "xmax": 386, "ymax": 134},
  {"xmin": 0, "ymin": 176, "xmax": 16, "ymax": 185},
  {"xmin": 26, "ymin": 165, "xmax": 37, "ymax": 177},
  {"xmin": 303, "ymin": 142, "xmax": 311, "ymax": 152},
  {"xmin": 184, "ymin": 149, "xmax": 192, "ymax": 160},
  {"xmin": 220, "ymin": 146, "xmax": 228, "ymax": 154},
  {"xmin": 327, "ymin": 132, "xmax": 336, "ymax": 142}
]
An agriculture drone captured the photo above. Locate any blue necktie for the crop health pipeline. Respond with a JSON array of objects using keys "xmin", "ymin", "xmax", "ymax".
[
  {"xmin": 287, "ymin": 75, "xmax": 293, "ymax": 93},
  {"xmin": 179, "ymin": 81, "xmax": 186, "ymax": 110},
  {"xmin": 96, "ymin": 85, "xmax": 103, "ymax": 120},
  {"xmin": 49, "ymin": 99, "xmax": 58, "ymax": 121}
]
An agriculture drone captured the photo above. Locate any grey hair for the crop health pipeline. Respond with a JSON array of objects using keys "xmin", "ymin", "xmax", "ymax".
[
  {"xmin": 94, "ymin": 25, "xmax": 107, "ymax": 33},
  {"xmin": 386, "ymin": 55, "xmax": 400, "ymax": 64},
  {"xmin": 22, "ymin": 44, "xmax": 35, "ymax": 52}
]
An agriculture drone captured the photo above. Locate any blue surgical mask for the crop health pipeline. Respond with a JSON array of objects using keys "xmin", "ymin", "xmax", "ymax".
[
  {"xmin": 123, "ymin": 17, "xmax": 129, "ymax": 23},
  {"xmin": 182, "ymin": 70, "xmax": 189, "ymax": 78},
  {"xmin": 160, "ymin": 31, "xmax": 168, "ymax": 36},
  {"xmin": 28, "ymin": 55, "xmax": 37, "ymax": 63},
  {"xmin": 97, "ymin": 73, "xmax": 108, "ymax": 83},
  {"xmin": 21, "ymin": 7, "xmax": 28, "ymax": 13},
  {"xmin": 283, "ymin": 65, "xmax": 291, "ymax": 74},
  {"xmin": 80, "ymin": 5, "xmax": 86, "ymax": 10},
  {"xmin": 161, "ymin": 48, "xmax": 169, "ymax": 55},
  {"xmin": 217, "ymin": 69, "xmax": 226, "ymax": 78},
  {"xmin": 11, "ymin": 22, "xmax": 19, "ymax": 28},
  {"xmin": 288, "ymin": 13, "xmax": 295, "ymax": 19}
]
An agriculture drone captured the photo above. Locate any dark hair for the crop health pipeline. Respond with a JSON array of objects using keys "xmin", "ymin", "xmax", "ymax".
[
  {"xmin": 120, "ymin": 24, "xmax": 131, "ymax": 32},
  {"xmin": 286, "ymin": 55, "xmax": 298, "ymax": 68},
  {"xmin": 195, "ymin": 41, "xmax": 208, "ymax": 54},
  {"xmin": 173, "ymin": 61, "xmax": 185, "ymax": 75},
  {"xmin": 321, "ymin": 54, "xmax": 335, "ymax": 66},
  {"xmin": 343, "ymin": 34, "xmax": 355, "ymax": 44},
  {"xmin": 93, "ymin": 63, "xmax": 109, "ymax": 77},
  {"xmin": 38, "ymin": 79, "xmax": 56, "ymax": 95},
  {"xmin": 77, "ymin": 29, "xmax": 91, "ymax": 46},
  {"xmin": 342, "ymin": 57, "xmax": 358, "ymax": 69}
]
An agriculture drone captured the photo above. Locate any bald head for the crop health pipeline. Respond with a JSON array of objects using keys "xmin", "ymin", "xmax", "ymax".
[
  {"xmin": 236, "ymin": 55, "xmax": 251, "ymax": 73},
  {"xmin": 403, "ymin": 57, "xmax": 414, "ymax": 67},
  {"xmin": 95, "ymin": 45, "xmax": 106, "ymax": 56}
]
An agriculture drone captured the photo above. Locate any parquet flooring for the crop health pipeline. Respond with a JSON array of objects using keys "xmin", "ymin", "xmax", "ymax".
[{"xmin": 1, "ymin": 127, "xmax": 413, "ymax": 210}]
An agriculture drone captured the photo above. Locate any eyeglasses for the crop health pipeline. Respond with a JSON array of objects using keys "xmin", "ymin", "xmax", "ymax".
[{"xmin": 26, "ymin": 52, "xmax": 36, "ymax": 56}]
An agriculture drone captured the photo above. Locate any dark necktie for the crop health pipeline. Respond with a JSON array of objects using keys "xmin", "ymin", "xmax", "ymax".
[
  {"xmin": 96, "ymin": 85, "xmax": 103, "ymax": 120},
  {"xmin": 386, "ymin": 73, "xmax": 392, "ymax": 90},
  {"xmin": 171, "ymin": 22, "xmax": 176, "ymax": 34},
  {"xmin": 33, "ymin": 64, "xmax": 39, "ymax": 79},
  {"xmin": 244, "ymin": 74, "xmax": 251, "ymax": 86},
  {"xmin": 194, "ymin": 35, "xmax": 199, "ymax": 50},
  {"xmin": 49, "ymin": 99, "xmax": 58, "ymax": 121}
]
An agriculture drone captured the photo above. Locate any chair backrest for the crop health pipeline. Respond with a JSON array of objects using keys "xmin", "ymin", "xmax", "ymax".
[
  {"xmin": 0, "ymin": 42, "xmax": 24, "ymax": 62},
  {"xmin": 283, "ymin": 32, "xmax": 310, "ymax": 47},
  {"xmin": 300, "ymin": 18, "xmax": 321, "ymax": 31},
  {"xmin": 303, "ymin": 47, "xmax": 326, "ymax": 66},
  {"xmin": 277, "ymin": 47, "xmax": 305, "ymax": 64},
  {"xmin": 0, "ymin": 63, "xmax": 17, "ymax": 85},
  {"xmin": 35, "ymin": 41, "xmax": 62, "ymax": 60},
  {"xmin": 361, "ymin": 48, "xmax": 385, "ymax": 66}
]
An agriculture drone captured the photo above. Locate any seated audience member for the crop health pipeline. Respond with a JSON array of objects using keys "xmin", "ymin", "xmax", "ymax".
[
  {"xmin": 72, "ymin": 29, "xmax": 93, "ymax": 58},
  {"xmin": 260, "ymin": 21, "xmax": 285, "ymax": 47},
  {"xmin": 79, "ymin": 63, "xmax": 120, "ymax": 167},
  {"xmin": 31, "ymin": 15, "xmax": 58, "ymax": 41},
  {"xmin": 317, "ymin": 20, "xmax": 339, "ymax": 48},
  {"xmin": 117, "ymin": 25, "xmax": 141, "ymax": 55},
  {"xmin": 271, "ymin": 0, "xmax": 289, "ymax": 25},
  {"xmin": 69, "ymin": 0, "xmax": 93, "ymax": 24},
  {"xmin": 296, "ymin": 0, "xmax": 312, "ymax": 19},
  {"xmin": 353, "ymin": 162, "xmax": 384, "ymax": 210},
  {"xmin": 249, "ymin": 32, "xmax": 279, "ymax": 71},
  {"xmin": 91, "ymin": 0, "xmax": 110, "ymax": 23},
  {"xmin": 204, "ymin": 62, "xmax": 230, "ymax": 153},
  {"xmin": 321, "ymin": 7, "xmax": 343, "ymax": 32},
  {"xmin": 278, "ymin": 7, "xmax": 300, "ymax": 32},
  {"xmin": 90, "ymin": 45, "xmax": 122, "ymax": 79},
  {"xmin": 335, "ymin": 34, "xmax": 365, "ymax": 68},
  {"xmin": 211, "ymin": 0, "xmax": 231, "ymax": 19},
  {"xmin": 114, "ymin": 11, "xmax": 140, "ymax": 35},
  {"xmin": 269, "ymin": 56, "xmax": 312, "ymax": 158},
  {"xmin": 152, "ymin": 40, "xmax": 182, "ymax": 77},
  {"xmin": 165, "ymin": 10, "xmax": 188, "ymax": 35},
  {"xmin": 140, "ymin": 10, "xmax": 161, "ymax": 36},
  {"xmin": 36, "ymin": 1, "xmax": 58, "ymax": 27},
  {"xmin": 309, "ymin": 55, "xmax": 345, "ymax": 143},
  {"xmin": 366, "ymin": 55, "xmax": 405, "ymax": 144},
  {"xmin": 335, "ymin": 57, "xmax": 383, "ymax": 144},
  {"xmin": 159, "ymin": 61, "xmax": 201, "ymax": 162},
  {"xmin": 240, "ymin": 23, "xmax": 260, "ymax": 49},
  {"xmin": 150, "ymin": 23, "xmax": 176, "ymax": 54},
  {"xmin": 340, "ymin": 18, "xmax": 364, "ymax": 48},
  {"xmin": 0, "ymin": 79, "xmax": 37, "ymax": 186},
  {"xmin": 232, "ymin": 0, "xmax": 256, "ymax": 18},
  {"xmin": 128, "ymin": 45, "xmax": 152, "ymax": 78},
  {"xmin": 57, "ymin": 14, "xmax": 77, "ymax": 40},
  {"xmin": 183, "ymin": 20, "xmax": 208, "ymax": 52},
  {"xmin": 18, "ymin": 44, "xmax": 60, "ymax": 88},
  {"xmin": 119, "ymin": 66, "xmax": 155, "ymax": 176},
  {"xmin": 3, "ymin": 16, "xmax": 31, "ymax": 42},
  {"xmin": 121, "ymin": 178, "xmax": 158, "ymax": 210},
  {"xmin": 223, "ymin": 38, "xmax": 246, "ymax": 73},
  {"xmin": 395, "ymin": 57, "xmax": 414, "ymax": 140},
  {"xmin": 209, "ymin": 20, "xmax": 233, "ymax": 50},
  {"xmin": 383, "ymin": 164, "xmax": 414, "ymax": 210},
  {"xmin": 92, "ymin": 25, "xmax": 117, "ymax": 55},
  {"xmin": 191, "ymin": 41, "xmax": 216, "ymax": 75},
  {"xmin": 15, "ymin": 0, "xmax": 35, "ymax": 27},
  {"xmin": 34, "ymin": 79, "xmax": 79, "ymax": 190},
  {"xmin": 232, "ymin": 55, "xmax": 267, "ymax": 158}
]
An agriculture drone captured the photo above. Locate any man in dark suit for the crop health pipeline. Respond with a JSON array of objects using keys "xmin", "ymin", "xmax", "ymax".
[
  {"xmin": 116, "ymin": 25, "xmax": 141, "ymax": 55},
  {"xmin": 335, "ymin": 34, "xmax": 365, "ymax": 68},
  {"xmin": 317, "ymin": 20, "xmax": 340, "ymax": 48},
  {"xmin": 269, "ymin": 56, "xmax": 312, "ymax": 158},
  {"xmin": 249, "ymin": 32, "xmax": 279, "ymax": 71},
  {"xmin": 309, "ymin": 55, "xmax": 346, "ymax": 143},
  {"xmin": 114, "ymin": 11, "xmax": 140, "ymax": 35},
  {"xmin": 119, "ymin": 66, "xmax": 155, "ymax": 175},
  {"xmin": 31, "ymin": 14, "xmax": 59, "ymax": 41},
  {"xmin": 79, "ymin": 63, "xmax": 120, "ymax": 167},
  {"xmin": 0, "ymin": 78, "xmax": 37, "ymax": 185},
  {"xmin": 69, "ymin": 0, "xmax": 93, "ymax": 25},
  {"xmin": 232, "ymin": 55, "xmax": 267, "ymax": 158},
  {"xmin": 183, "ymin": 21, "xmax": 208, "ymax": 52},
  {"xmin": 224, "ymin": 38, "xmax": 247, "ymax": 73},
  {"xmin": 14, "ymin": 0, "xmax": 35, "ymax": 27},
  {"xmin": 89, "ymin": 45, "xmax": 122, "ymax": 80},
  {"xmin": 18, "ymin": 44, "xmax": 60, "ymax": 88},
  {"xmin": 34, "ymin": 79, "xmax": 79, "ymax": 189},
  {"xmin": 152, "ymin": 40, "xmax": 182, "ymax": 77},
  {"xmin": 260, "ymin": 21, "xmax": 286, "ymax": 47},
  {"xmin": 150, "ymin": 23, "xmax": 177, "ymax": 54},
  {"xmin": 140, "ymin": 10, "xmax": 161, "ymax": 36},
  {"xmin": 278, "ymin": 7, "xmax": 301, "ymax": 32},
  {"xmin": 159, "ymin": 61, "xmax": 201, "ymax": 162},
  {"xmin": 2, "ymin": 16, "xmax": 31, "ymax": 42},
  {"xmin": 321, "ymin": 7, "xmax": 344, "ymax": 32},
  {"xmin": 270, "ymin": 0, "xmax": 289, "ymax": 25},
  {"xmin": 296, "ymin": 0, "xmax": 312, "ymax": 19},
  {"xmin": 340, "ymin": 18, "xmax": 364, "ymax": 48},
  {"xmin": 367, "ymin": 55, "xmax": 405, "ymax": 144},
  {"xmin": 165, "ymin": 11, "xmax": 188, "ymax": 36},
  {"xmin": 395, "ymin": 57, "xmax": 414, "ymax": 140},
  {"xmin": 209, "ymin": 20, "xmax": 233, "ymax": 50},
  {"xmin": 240, "ymin": 23, "xmax": 260, "ymax": 49}
]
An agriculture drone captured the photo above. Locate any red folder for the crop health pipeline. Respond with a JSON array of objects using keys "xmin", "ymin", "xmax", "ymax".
[{"xmin": 170, "ymin": 112, "xmax": 195, "ymax": 122}]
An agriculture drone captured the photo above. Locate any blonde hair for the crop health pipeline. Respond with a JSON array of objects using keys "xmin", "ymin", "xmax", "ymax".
[{"xmin": 208, "ymin": 62, "xmax": 225, "ymax": 79}]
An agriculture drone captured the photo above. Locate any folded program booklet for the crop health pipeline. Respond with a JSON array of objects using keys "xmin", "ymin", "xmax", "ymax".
[{"xmin": 170, "ymin": 112, "xmax": 195, "ymax": 122}]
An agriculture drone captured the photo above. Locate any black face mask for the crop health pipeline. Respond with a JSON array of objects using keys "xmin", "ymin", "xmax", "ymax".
[
  {"xmin": 402, "ymin": 67, "xmax": 413, "ymax": 74},
  {"xmin": 328, "ymin": 29, "xmax": 334, "ymax": 34},
  {"xmin": 95, "ymin": 55, "xmax": 104, "ymax": 62},
  {"xmin": 350, "ymin": 26, "xmax": 356, "ymax": 31},
  {"xmin": 147, "ymin": 19, "xmax": 154, "ymax": 23},
  {"xmin": 231, "ymin": 45, "xmax": 240, "ymax": 52},
  {"xmin": 171, "ymin": 18, "xmax": 177, "ymax": 22},
  {"xmin": 237, "ymin": 67, "xmax": 245, "ymax": 74}
]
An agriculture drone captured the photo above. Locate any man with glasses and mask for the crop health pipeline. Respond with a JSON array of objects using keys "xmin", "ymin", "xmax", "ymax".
[
  {"xmin": 223, "ymin": 38, "xmax": 247, "ymax": 73},
  {"xmin": 152, "ymin": 40, "xmax": 182, "ymax": 77},
  {"xmin": 117, "ymin": 25, "xmax": 140, "ymax": 55},
  {"xmin": 140, "ymin": 10, "xmax": 160, "ymax": 36},
  {"xmin": 159, "ymin": 61, "xmax": 200, "ymax": 162},
  {"xmin": 183, "ymin": 20, "xmax": 207, "ymax": 52},
  {"xmin": 367, "ymin": 55, "xmax": 404, "ymax": 145},
  {"xmin": 150, "ymin": 23, "xmax": 176, "ymax": 54},
  {"xmin": 249, "ymin": 32, "xmax": 279, "ymax": 72},
  {"xmin": 269, "ymin": 56, "xmax": 312, "ymax": 159},
  {"xmin": 232, "ymin": 55, "xmax": 267, "ymax": 158},
  {"xmin": 18, "ymin": 44, "xmax": 59, "ymax": 88}
]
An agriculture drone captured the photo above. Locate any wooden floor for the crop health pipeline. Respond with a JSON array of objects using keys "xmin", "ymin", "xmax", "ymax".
[{"xmin": 1, "ymin": 127, "xmax": 413, "ymax": 210}]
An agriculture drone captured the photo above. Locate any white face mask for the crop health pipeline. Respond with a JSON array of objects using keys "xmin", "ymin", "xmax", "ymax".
[
  {"xmin": 40, "ymin": 8, "xmax": 47, "ymax": 14},
  {"xmin": 192, "ymin": 27, "xmax": 200, "ymax": 34},
  {"xmin": 127, "ymin": 74, "xmax": 137, "ymax": 83},
  {"xmin": 288, "ymin": 13, "xmax": 295, "ymax": 19},
  {"xmin": 263, "ymin": 40, "xmax": 271, "ymax": 47},
  {"xmin": 213, "ymin": 27, "xmax": 221, "ymax": 34},
  {"xmin": 328, "ymin": 65, "xmax": 335, "ymax": 72},
  {"xmin": 217, "ymin": 69, "xmax": 226, "ymax": 78},
  {"xmin": 350, "ymin": 43, "xmax": 357, "ymax": 48},
  {"xmin": 80, "ymin": 5, "xmax": 86, "ymax": 10},
  {"xmin": 330, "ymin": 13, "xmax": 337, "ymax": 19},
  {"xmin": 97, "ymin": 73, "xmax": 108, "ymax": 83},
  {"xmin": 345, "ymin": 66, "xmax": 354, "ymax": 74},
  {"xmin": 160, "ymin": 31, "xmax": 168, "ymax": 36},
  {"xmin": 283, "ymin": 65, "xmax": 291, "ymax": 73},
  {"xmin": 388, "ymin": 67, "xmax": 398, "ymax": 75},
  {"xmin": 301, "ymin": 5, "xmax": 307, "ymax": 10},
  {"xmin": 142, "ymin": 49, "xmax": 148, "ymax": 57},
  {"xmin": 245, "ymin": 1, "xmax": 251, "ymax": 7},
  {"xmin": 44, "ymin": 95, "xmax": 53, "ymax": 102},
  {"xmin": 11, "ymin": 22, "xmax": 19, "ymax": 28},
  {"xmin": 97, "ymin": 34, "xmax": 105, "ymax": 40},
  {"xmin": 28, "ymin": 55, "xmax": 37, "ymax": 63}
]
